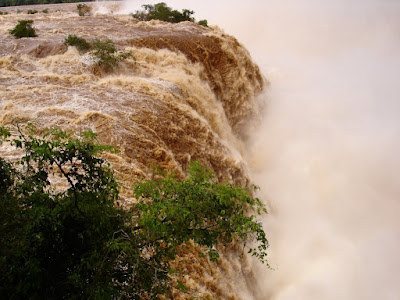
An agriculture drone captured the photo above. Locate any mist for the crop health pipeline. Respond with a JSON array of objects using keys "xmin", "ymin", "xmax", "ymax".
[{"xmin": 122, "ymin": 0, "xmax": 400, "ymax": 299}]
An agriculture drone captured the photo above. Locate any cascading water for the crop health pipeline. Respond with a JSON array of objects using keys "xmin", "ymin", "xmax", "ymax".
[
  {"xmin": 0, "ymin": 3, "xmax": 264, "ymax": 298},
  {"xmin": 127, "ymin": 0, "xmax": 400, "ymax": 299},
  {"xmin": 248, "ymin": 2, "xmax": 400, "ymax": 298},
  {"xmin": 2, "ymin": 0, "xmax": 400, "ymax": 298}
]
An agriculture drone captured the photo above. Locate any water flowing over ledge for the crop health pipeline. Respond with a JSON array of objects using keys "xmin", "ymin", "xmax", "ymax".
[{"xmin": 0, "ymin": 3, "xmax": 266, "ymax": 298}]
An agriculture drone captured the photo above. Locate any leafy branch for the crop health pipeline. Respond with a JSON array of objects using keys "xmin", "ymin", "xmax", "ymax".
[{"xmin": 0, "ymin": 125, "xmax": 268, "ymax": 299}]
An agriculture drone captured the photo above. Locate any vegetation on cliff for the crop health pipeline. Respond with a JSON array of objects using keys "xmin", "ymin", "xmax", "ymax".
[
  {"xmin": 132, "ymin": 2, "xmax": 208, "ymax": 26},
  {"xmin": 64, "ymin": 35, "xmax": 133, "ymax": 72},
  {"xmin": 0, "ymin": 126, "xmax": 268, "ymax": 299}
]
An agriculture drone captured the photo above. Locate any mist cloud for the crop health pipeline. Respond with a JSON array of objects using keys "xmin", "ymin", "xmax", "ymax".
[
  {"xmin": 245, "ymin": 1, "xmax": 400, "ymax": 299},
  {"xmin": 123, "ymin": 0, "xmax": 400, "ymax": 298}
]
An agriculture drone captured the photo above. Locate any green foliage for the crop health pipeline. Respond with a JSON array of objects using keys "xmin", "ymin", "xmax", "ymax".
[
  {"xmin": 9, "ymin": 19, "xmax": 37, "ymax": 39},
  {"xmin": 0, "ymin": 125, "xmax": 268, "ymax": 299},
  {"xmin": 132, "ymin": 2, "xmax": 209, "ymax": 25},
  {"xmin": 133, "ymin": 161, "xmax": 269, "ymax": 264},
  {"xmin": 0, "ymin": 126, "xmax": 123, "ymax": 298},
  {"xmin": 0, "ymin": 11, "xmax": 9, "ymax": 15},
  {"xmin": 89, "ymin": 38, "xmax": 133, "ymax": 72},
  {"xmin": 64, "ymin": 34, "xmax": 91, "ymax": 52},
  {"xmin": 77, "ymin": 3, "xmax": 91, "ymax": 16},
  {"xmin": 198, "ymin": 19, "xmax": 208, "ymax": 27},
  {"xmin": 64, "ymin": 35, "xmax": 134, "ymax": 73},
  {"xmin": 90, "ymin": 38, "xmax": 117, "ymax": 65},
  {"xmin": 42, "ymin": 8, "xmax": 48, "ymax": 13},
  {"xmin": 27, "ymin": 9, "xmax": 38, "ymax": 14}
]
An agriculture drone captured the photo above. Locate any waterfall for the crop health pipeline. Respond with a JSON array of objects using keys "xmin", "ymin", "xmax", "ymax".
[
  {"xmin": 1, "ymin": 0, "xmax": 400, "ymax": 298},
  {"xmin": 125, "ymin": 0, "xmax": 400, "ymax": 298}
]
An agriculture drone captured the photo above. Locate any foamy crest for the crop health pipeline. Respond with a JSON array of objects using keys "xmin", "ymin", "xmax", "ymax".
[{"xmin": 1, "ymin": 7, "xmax": 265, "ymax": 298}]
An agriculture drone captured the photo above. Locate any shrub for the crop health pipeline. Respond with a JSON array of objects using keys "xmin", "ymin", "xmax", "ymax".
[
  {"xmin": 132, "ymin": 2, "xmax": 194, "ymax": 23},
  {"xmin": 77, "ymin": 3, "xmax": 91, "ymax": 16},
  {"xmin": 42, "ymin": 8, "xmax": 48, "ymax": 13},
  {"xmin": 132, "ymin": 3, "xmax": 209, "ymax": 27},
  {"xmin": 89, "ymin": 38, "xmax": 133, "ymax": 72},
  {"xmin": 9, "ymin": 19, "xmax": 37, "ymax": 38},
  {"xmin": 0, "ymin": 127, "xmax": 123, "ymax": 299},
  {"xmin": 27, "ymin": 9, "xmax": 38, "ymax": 14},
  {"xmin": 0, "ymin": 125, "xmax": 269, "ymax": 299},
  {"xmin": 63, "ymin": 35, "xmax": 133, "ymax": 73},
  {"xmin": 198, "ymin": 19, "xmax": 208, "ymax": 27},
  {"xmin": 64, "ymin": 34, "xmax": 91, "ymax": 52},
  {"xmin": 0, "ymin": 11, "xmax": 8, "ymax": 15}
]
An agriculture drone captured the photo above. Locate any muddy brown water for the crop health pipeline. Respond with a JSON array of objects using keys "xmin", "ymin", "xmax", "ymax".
[{"xmin": 0, "ymin": 2, "xmax": 266, "ymax": 299}]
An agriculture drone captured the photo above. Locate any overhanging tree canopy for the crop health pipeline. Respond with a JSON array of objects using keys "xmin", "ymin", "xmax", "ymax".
[{"xmin": 0, "ymin": 125, "xmax": 268, "ymax": 299}]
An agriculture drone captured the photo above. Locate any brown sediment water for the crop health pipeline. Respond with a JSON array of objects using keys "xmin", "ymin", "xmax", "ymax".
[
  {"xmin": 0, "ymin": 2, "xmax": 266, "ymax": 299},
  {"xmin": 120, "ymin": 1, "xmax": 400, "ymax": 299}
]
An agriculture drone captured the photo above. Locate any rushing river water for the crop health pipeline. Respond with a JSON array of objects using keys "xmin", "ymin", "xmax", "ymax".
[
  {"xmin": 1, "ymin": 0, "xmax": 399, "ymax": 298},
  {"xmin": 122, "ymin": 0, "xmax": 400, "ymax": 299}
]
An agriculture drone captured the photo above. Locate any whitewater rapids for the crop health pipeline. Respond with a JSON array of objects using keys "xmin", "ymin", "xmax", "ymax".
[
  {"xmin": 2, "ymin": 0, "xmax": 399, "ymax": 299},
  {"xmin": 131, "ymin": 0, "xmax": 400, "ymax": 299},
  {"xmin": 0, "ymin": 2, "xmax": 265, "ymax": 298}
]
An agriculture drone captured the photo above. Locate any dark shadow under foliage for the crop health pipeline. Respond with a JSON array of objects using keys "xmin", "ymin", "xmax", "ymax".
[
  {"xmin": 0, "ymin": 125, "xmax": 268, "ymax": 299},
  {"xmin": 0, "ymin": 127, "xmax": 124, "ymax": 299}
]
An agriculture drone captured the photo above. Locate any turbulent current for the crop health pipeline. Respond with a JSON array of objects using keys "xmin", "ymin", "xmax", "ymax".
[
  {"xmin": 183, "ymin": 0, "xmax": 400, "ymax": 299},
  {"xmin": 2, "ymin": 0, "xmax": 400, "ymax": 299},
  {"xmin": 0, "ymin": 2, "xmax": 264, "ymax": 299}
]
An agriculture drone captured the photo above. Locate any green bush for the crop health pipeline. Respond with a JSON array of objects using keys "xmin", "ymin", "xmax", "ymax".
[
  {"xmin": 133, "ymin": 2, "xmax": 195, "ymax": 23},
  {"xmin": 0, "ymin": 127, "xmax": 122, "ymax": 299},
  {"xmin": 64, "ymin": 34, "xmax": 91, "ymax": 52},
  {"xmin": 27, "ymin": 9, "xmax": 37, "ymax": 14},
  {"xmin": 0, "ymin": 11, "xmax": 9, "ymax": 15},
  {"xmin": 64, "ymin": 35, "xmax": 133, "ymax": 73},
  {"xmin": 198, "ymin": 19, "xmax": 208, "ymax": 27},
  {"xmin": 0, "ymin": 125, "xmax": 268, "ymax": 299},
  {"xmin": 77, "ymin": 3, "xmax": 91, "ymax": 16},
  {"xmin": 9, "ymin": 19, "xmax": 37, "ymax": 38},
  {"xmin": 42, "ymin": 8, "xmax": 48, "ymax": 13},
  {"xmin": 132, "ymin": 3, "xmax": 209, "ymax": 26},
  {"xmin": 89, "ymin": 38, "xmax": 133, "ymax": 72}
]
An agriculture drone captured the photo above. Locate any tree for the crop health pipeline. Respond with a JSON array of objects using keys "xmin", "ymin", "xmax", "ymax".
[
  {"xmin": 132, "ymin": 161, "xmax": 269, "ymax": 265},
  {"xmin": 89, "ymin": 38, "xmax": 133, "ymax": 72},
  {"xmin": 0, "ymin": 126, "xmax": 123, "ymax": 298},
  {"xmin": 0, "ymin": 125, "xmax": 268, "ymax": 299},
  {"xmin": 132, "ymin": 2, "xmax": 198, "ymax": 24},
  {"xmin": 9, "ymin": 20, "xmax": 37, "ymax": 39}
]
